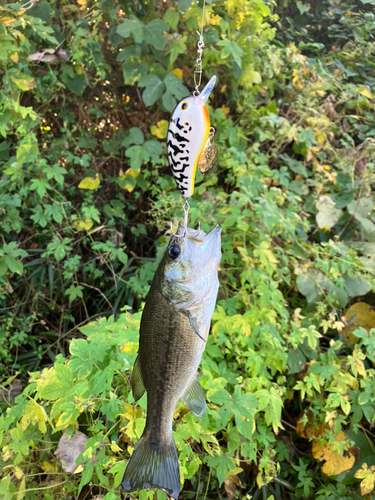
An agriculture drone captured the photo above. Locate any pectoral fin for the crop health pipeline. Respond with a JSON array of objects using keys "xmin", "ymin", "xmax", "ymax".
[
  {"xmin": 131, "ymin": 356, "xmax": 145, "ymax": 401},
  {"xmin": 182, "ymin": 376, "xmax": 206, "ymax": 417},
  {"xmin": 186, "ymin": 311, "xmax": 206, "ymax": 342}
]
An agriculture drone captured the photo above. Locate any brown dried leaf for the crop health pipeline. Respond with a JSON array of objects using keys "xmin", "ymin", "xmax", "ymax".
[
  {"xmin": 0, "ymin": 378, "xmax": 22, "ymax": 402},
  {"xmin": 54, "ymin": 430, "xmax": 88, "ymax": 473},
  {"xmin": 296, "ymin": 411, "xmax": 326, "ymax": 440},
  {"xmin": 224, "ymin": 476, "xmax": 236, "ymax": 500},
  {"xmin": 28, "ymin": 48, "xmax": 68, "ymax": 65}
]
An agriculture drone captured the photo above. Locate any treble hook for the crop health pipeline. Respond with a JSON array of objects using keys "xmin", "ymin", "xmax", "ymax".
[{"xmin": 169, "ymin": 199, "xmax": 201, "ymax": 238}]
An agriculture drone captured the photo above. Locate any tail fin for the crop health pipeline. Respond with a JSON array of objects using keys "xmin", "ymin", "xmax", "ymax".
[{"xmin": 121, "ymin": 434, "xmax": 180, "ymax": 499}]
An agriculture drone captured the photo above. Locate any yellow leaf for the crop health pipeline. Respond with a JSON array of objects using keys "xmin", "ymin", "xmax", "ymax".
[
  {"xmin": 41, "ymin": 461, "xmax": 58, "ymax": 473},
  {"xmin": 0, "ymin": 16, "xmax": 16, "ymax": 26},
  {"xmin": 75, "ymin": 65, "xmax": 84, "ymax": 75},
  {"xmin": 172, "ymin": 68, "xmax": 183, "ymax": 80},
  {"xmin": 117, "ymin": 167, "xmax": 140, "ymax": 192},
  {"xmin": 312, "ymin": 431, "xmax": 355, "ymax": 476},
  {"xmin": 209, "ymin": 14, "xmax": 221, "ymax": 25},
  {"xmin": 343, "ymin": 302, "xmax": 375, "ymax": 345},
  {"xmin": 17, "ymin": 476, "xmax": 26, "ymax": 500},
  {"xmin": 10, "ymin": 52, "xmax": 19, "ymax": 63},
  {"xmin": 111, "ymin": 441, "xmax": 122, "ymax": 453},
  {"xmin": 359, "ymin": 88, "xmax": 373, "ymax": 100},
  {"xmin": 314, "ymin": 129, "xmax": 326, "ymax": 145},
  {"xmin": 150, "ymin": 119, "xmax": 168, "ymax": 139},
  {"xmin": 74, "ymin": 464, "xmax": 84, "ymax": 474},
  {"xmin": 354, "ymin": 463, "xmax": 375, "ymax": 496},
  {"xmin": 14, "ymin": 465, "xmax": 24, "ymax": 479},
  {"xmin": 14, "ymin": 30, "xmax": 27, "ymax": 42},
  {"xmin": 240, "ymin": 66, "xmax": 262, "ymax": 88},
  {"xmin": 221, "ymin": 105, "xmax": 230, "ymax": 115},
  {"xmin": 77, "ymin": 0, "xmax": 87, "ymax": 10},
  {"xmin": 2, "ymin": 446, "xmax": 14, "ymax": 462},
  {"xmin": 74, "ymin": 219, "xmax": 94, "ymax": 231},
  {"xmin": 11, "ymin": 75, "xmax": 36, "ymax": 91},
  {"xmin": 121, "ymin": 342, "xmax": 138, "ymax": 355},
  {"xmin": 78, "ymin": 175, "xmax": 100, "ymax": 190},
  {"xmin": 20, "ymin": 400, "xmax": 48, "ymax": 433}
]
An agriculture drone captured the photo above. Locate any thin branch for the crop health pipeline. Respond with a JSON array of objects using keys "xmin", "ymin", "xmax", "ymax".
[{"xmin": 78, "ymin": 281, "xmax": 114, "ymax": 311}]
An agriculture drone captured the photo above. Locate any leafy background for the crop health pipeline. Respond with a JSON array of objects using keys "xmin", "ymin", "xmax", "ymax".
[{"xmin": 1, "ymin": 0, "xmax": 375, "ymax": 499}]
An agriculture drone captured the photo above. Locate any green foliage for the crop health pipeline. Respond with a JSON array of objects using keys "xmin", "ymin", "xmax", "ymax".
[{"xmin": 1, "ymin": 0, "xmax": 375, "ymax": 498}]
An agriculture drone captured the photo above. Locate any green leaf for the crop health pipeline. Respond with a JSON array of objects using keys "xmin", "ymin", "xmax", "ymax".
[
  {"xmin": 125, "ymin": 145, "xmax": 149, "ymax": 170},
  {"xmin": 144, "ymin": 140, "xmax": 163, "ymax": 162},
  {"xmin": 144, "ymin": 19, "xmax": 170, "ymax": 50},
  {"xmin": 138, "ymin": 74, "xmax": 165, "ymax": 107},
  {"xmin": 4, "ymin": 256, "xmax": 23, "ymax": 275},
  {"xmin": 344, "ymin": 274, "xmax": 372, "ymax": 298},
  {"xmin": 206, "ymin": 455, "xmax": 236, "ymax": 486},
  {"xmin": 78, "ymin": 463, "xmax": 94, "ymax": 495},
  {"xmin": 168, "ymin": 36, "xmax": 187, "ymax": 64},
  {"xmin": 29, "ymin": 178, "xmax": 52, "ymax": 198},
  {"xmin": 117, "ymin": 18, "xmax": 144, "ymax": 43},
  {"xmin": 164, "ymin": 73, "xmax": 189, "ymax": 100},
  {"xmin": 128, "ymin": 127, "xmax": 144, "ymax": 145},
  {"xmin": 164, "ymin": 8, "xmax": 180, "ymax": 30},
  {"xmin": 162, "ymin": 91, "xmax": 176, "ymax": 112},
  {"xmin": 116, "ymin": 45, "xmax": 142, "ymax": 62},
  {"xmin": 230, "ymin": 41, "xmax": 243, "ymax": 68},
  {"xmin": 65, "ymin": 284, "xmax": 84, "ymax": 302}
]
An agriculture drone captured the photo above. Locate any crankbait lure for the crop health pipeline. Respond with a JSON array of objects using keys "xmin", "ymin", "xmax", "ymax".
[
  {"xmin": 167, "ymin": 75, "xmax": 217, "ymax": 198},
  {"xmin": 167, "ymin": 1, "xmax": 218, "ymax": 238}
]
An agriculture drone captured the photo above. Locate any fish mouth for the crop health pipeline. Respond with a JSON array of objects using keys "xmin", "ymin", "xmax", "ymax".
[
  {"xmin": 173, "ymin": 222, "xmax": 221, "ymax": 244},
  {"xmin": 204, "ymin": 223, "xmax": 221, "ymax": 240}
]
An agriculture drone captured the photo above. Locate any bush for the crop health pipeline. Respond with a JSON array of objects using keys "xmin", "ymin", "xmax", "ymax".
[{"xmin": 1, "ymin": 0, "xmax": 375, "ymax": 498}]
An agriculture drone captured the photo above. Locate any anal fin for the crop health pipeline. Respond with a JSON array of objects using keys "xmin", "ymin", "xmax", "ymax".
[
  {"xmin": 182, "ymin": 376, "xmax": 206, "ymax": 418},
  {"xmin": 131, "ymin": 356, "xmax": 145, "ymax": 401}
]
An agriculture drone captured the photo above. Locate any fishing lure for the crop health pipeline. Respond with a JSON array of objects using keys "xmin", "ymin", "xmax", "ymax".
[{"xmin": 167, "ymin": 75, "xmax": 217, "ymax": 198}]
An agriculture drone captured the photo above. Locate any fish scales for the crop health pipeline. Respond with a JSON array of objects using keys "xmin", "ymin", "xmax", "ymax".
[
  {"xmin": 139, "ymin": 282, "xmax": 203, "ymax": 445},
  {"xmin": 122, "ymin": 222, "xmax": 221, "ymax": 499}
]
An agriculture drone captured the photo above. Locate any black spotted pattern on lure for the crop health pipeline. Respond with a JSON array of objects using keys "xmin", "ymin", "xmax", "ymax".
[{"xmin": 167, "ymin": 118, "xmax": 193, "ymax": 197}]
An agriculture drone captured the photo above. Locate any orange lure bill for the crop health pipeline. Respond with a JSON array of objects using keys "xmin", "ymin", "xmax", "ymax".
[{"xmin": 167, "ymin": 76, "xmax": 216, "ymax": 198}]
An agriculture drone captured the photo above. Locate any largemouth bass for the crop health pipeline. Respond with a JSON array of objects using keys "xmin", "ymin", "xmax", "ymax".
[{"xmin": 121, "ymin": 222, "xmax": 221, "ymax": 499}]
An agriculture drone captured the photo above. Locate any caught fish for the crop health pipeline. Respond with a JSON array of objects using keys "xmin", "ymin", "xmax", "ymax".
[
  {"xmin": 167, "ymin": 76, "xmax": 216, "ymax": 198},
  {"xmin": 121, "ymin": 222, "xmax": 222, "ymax": 499}
]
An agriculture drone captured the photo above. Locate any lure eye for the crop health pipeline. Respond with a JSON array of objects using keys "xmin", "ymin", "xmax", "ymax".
[
  {"xmin": 168, "ymin": 245, "xmax": 181, "ymax": 260},
  {"xmin": 179, "ymin": 101, "xmax": 189, "ymax": 111}
]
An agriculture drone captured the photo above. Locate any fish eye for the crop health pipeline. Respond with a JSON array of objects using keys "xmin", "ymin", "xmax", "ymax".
[
  {"xmin": 179, "ymin": 101, "xmax": 189, "ymax": 111},
  {"xmin": 168, "ymin": 245, "xmax": 181, "ymax": 260}
]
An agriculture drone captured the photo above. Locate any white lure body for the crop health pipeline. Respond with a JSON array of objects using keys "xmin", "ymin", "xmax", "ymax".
[{"xmin": 167, "ymin": 76, "xmax": 216, "ymax": 198}]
